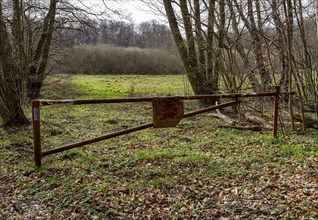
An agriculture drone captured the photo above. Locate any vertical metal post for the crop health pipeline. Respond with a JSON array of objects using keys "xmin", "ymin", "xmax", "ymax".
[
  {"xmin": 32, "ymin": 101, "xmax": 42, "ymax": 167},
  {"xmin": 272, "ymin": 86, "xmax": 280, "ymax": 138}
]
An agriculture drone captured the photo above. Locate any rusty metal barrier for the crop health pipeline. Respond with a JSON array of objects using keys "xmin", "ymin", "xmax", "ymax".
[{"xmin": 32, "ymin": 87, "xmax": 288, "ymax": 167}]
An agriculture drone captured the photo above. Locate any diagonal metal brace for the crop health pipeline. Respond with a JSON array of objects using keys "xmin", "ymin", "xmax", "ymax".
[{"xmin": 41, "ymin": 100, "xmax": 240, "ymax": 157}]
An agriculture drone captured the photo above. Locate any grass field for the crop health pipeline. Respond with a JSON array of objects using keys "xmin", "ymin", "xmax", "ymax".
[
  {"xmin": 41, "ymin": 74, "xmax": 193, "ymax": 99},
  {"xmin": 1, "ymin": 74, "xmax": 318, "ymax": 219}
]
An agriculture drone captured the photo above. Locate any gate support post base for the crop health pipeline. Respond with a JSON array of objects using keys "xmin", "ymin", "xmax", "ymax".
[
  {"xmin": 272, "ymin": 86, "xmax": 280, "ymax": 138},
  {"xmin": 32, "ymin": 101, "xmax": 42, "ymax": 167}
]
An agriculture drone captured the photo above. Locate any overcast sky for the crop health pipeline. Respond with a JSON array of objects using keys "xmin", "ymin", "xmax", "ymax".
[
  {"xmin": 80, "ymin": 0, "xmax": 164, "ymax": 23},
  {"xmin": 121, "ymin": 1, "xmax": 161, "ymax": 23}
]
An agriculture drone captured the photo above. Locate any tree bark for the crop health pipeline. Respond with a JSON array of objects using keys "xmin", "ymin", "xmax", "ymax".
[
  {"xmin": 28, "ymin": 0, "xmax": 57, "ymax": 100},
  {"xmin": 0, "ymin": 2, "xmax": 28, "ymax": 127},
  {"xmin": 233, "ymin": 0, "xmax": 272, "ymax": 91},
  {"xmin": 316, "ymin": 0, "xmax": 318, "ymax": 41},
  {"xmin": 227, "ymin": 0, "xmax": 261, "ymax": 92},
  {"xmin": 271, "ymin": 0, "xmax": 289, "ymax": 92},
  {"xmin": 163, "ymin": 0, "xmax": 219, "ymax": 107}
]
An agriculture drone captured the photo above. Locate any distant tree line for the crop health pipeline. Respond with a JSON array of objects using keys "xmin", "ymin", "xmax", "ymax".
[
  {"xmin": 53, "ymin": 19, "xmax": 182, "ymax": 75},
  {"xmin": 56, "ymin": 45, "xmax": 184, "ymax": 75},
  {"xmin": 56, "ymin": 19, "xmax": 175, "ymax": 49}
]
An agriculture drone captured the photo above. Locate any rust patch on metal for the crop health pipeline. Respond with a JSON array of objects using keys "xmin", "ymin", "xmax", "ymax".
[{"xmin": 153, "ymin": 98, "xmax": 184, "ymax": 128}]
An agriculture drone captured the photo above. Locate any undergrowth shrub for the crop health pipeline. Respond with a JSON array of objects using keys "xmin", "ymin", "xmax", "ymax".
[{"xmin": 55, "ymin": 45, "xmax": 184, "ymax": 75}]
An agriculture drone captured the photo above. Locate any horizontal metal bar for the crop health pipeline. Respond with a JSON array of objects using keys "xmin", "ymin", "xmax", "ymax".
[
  {"xmin": 39, "ymin": 97, "xmax": 154, "ymax": 105},
  {"xmin": 183, "ymin": 100, "xmax": 241, "ymax": 118},
  {"xmin": 42, "ymin": 123, "xmax": 154, "ymax": 157},
  {"xmin": 37, "ymin": 91, "xmax": 294, "ymax": 106}
]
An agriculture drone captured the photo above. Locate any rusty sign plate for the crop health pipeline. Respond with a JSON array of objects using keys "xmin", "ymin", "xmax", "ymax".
[{"xmin": 152, "ymin": 98, "xmax": 184, "ymax": 128}]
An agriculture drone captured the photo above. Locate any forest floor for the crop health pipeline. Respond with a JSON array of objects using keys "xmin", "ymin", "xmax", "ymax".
[{"xmin": 1, "ymin": 74, "xmax": 318, "ymax": 219}]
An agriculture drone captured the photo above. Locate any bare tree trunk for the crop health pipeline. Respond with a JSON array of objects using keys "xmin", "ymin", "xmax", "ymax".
[
  {"xmin": 316, "ymin": 0, "xmax": 318, "ymax": 40},
  {"xmin": 294, "ymin": 0, "xmax": 316, "ymax": 107},
  {"xmin": 282, "ymin": 0, "xmax": 300, "ymax": 130},
  {"xmin": 234, "ymin": 0, "xmax": 272, "ymax": 91},
  {"xmin": 0, "ymin": 2, "xmax": 28, "ymax": 127},
  {"xmin": 271, "ymin": 0, "xmax": 289, "ymax": 92},
  {"xmin": 227, "ymin": 0, "xmax": 261, "ymax": 91},
  {"xmin": 193, "ymin": 0, "xmax": 204, "ymax": 66},
  {"xmin": 27, "ymin": 0, "xmax": 57, "ymax": 100},
  {"xmin": 12, "ymin": 0, "xmax": 26, "ymax": 102},
  {"xmin": 214, "ymin": 0, "xmax": 225, "ymax": 91},
  {"xmin": 206, "ymin": 0, "xmax": 216, "ymax": 85},
  {"xmin": 163, "ymin": 0, "xmax": 200, "ymax": 93},
  {"xmin": 163, "ymin": 0, "xmax": 220, "ymax": 107}
]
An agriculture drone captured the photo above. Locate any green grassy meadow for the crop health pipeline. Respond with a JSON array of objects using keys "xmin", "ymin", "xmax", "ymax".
[
  {"xmin": 1, "ymin": 74, "xmax": 318, "ymax": 219},
  {"xmin": 41, "ymin": 74, "xmax": 193, "ymax": 99}
]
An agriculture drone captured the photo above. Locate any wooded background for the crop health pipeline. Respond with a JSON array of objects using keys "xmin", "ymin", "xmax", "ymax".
[{"xmin": 0, "ymin": 0, "xmax": 318, "ymax": 128}]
